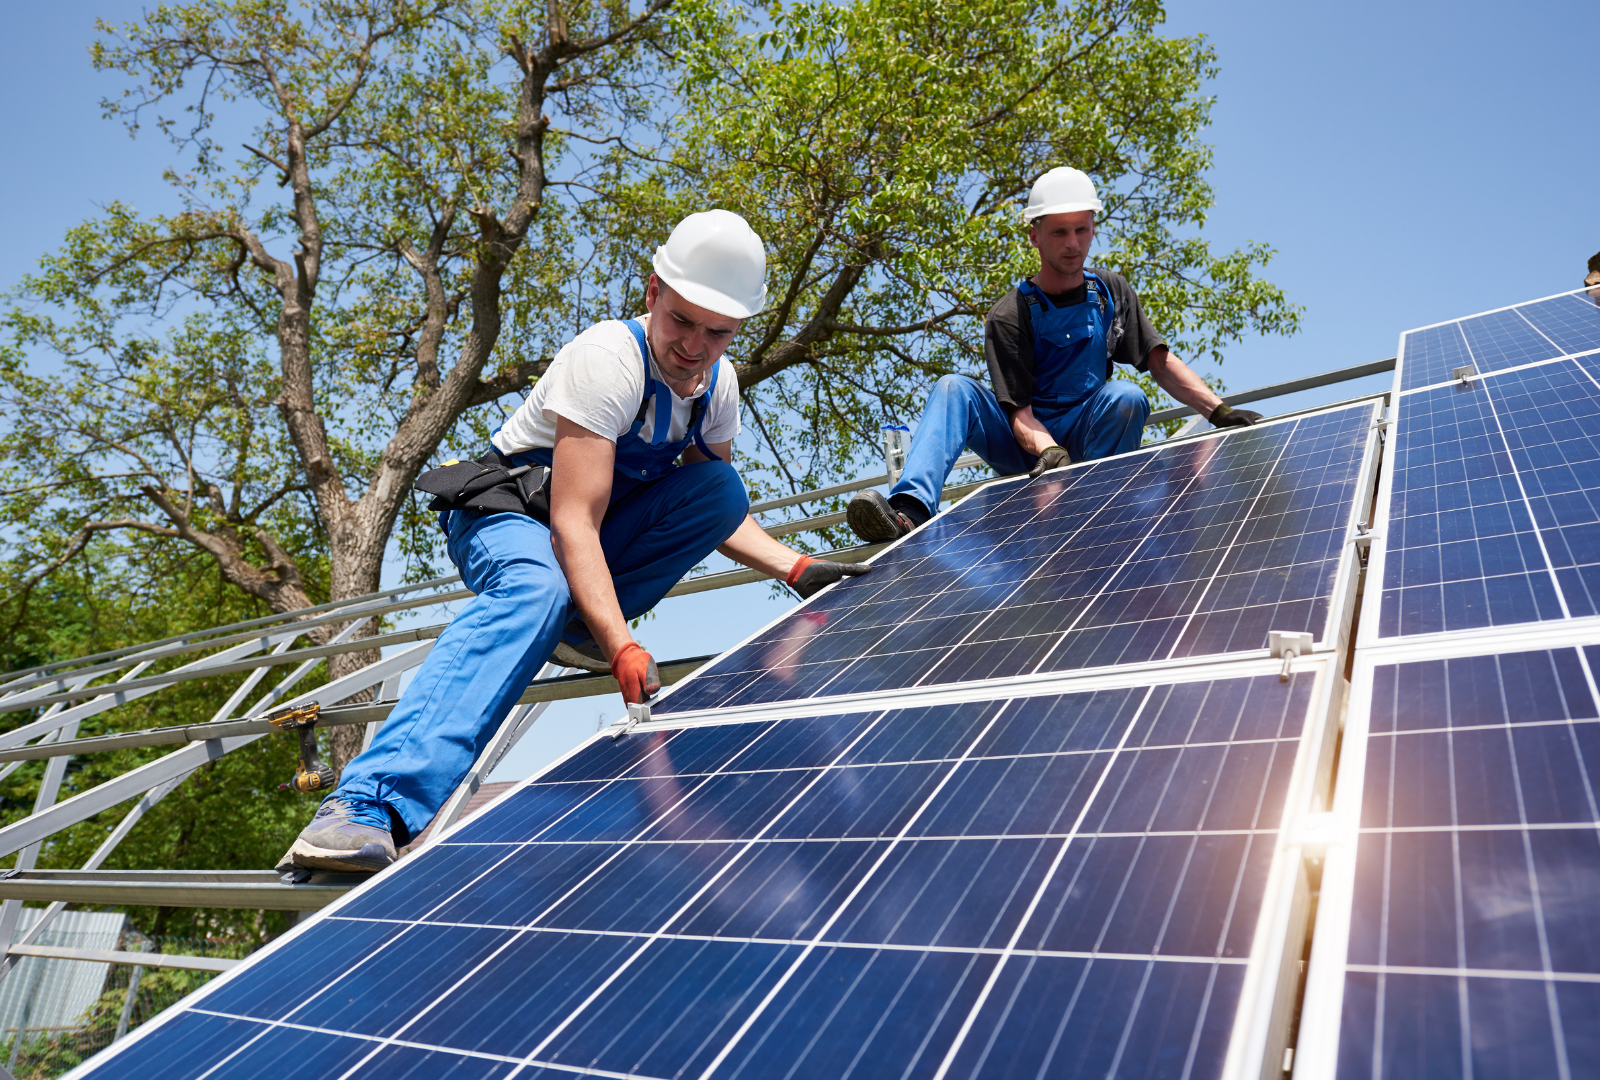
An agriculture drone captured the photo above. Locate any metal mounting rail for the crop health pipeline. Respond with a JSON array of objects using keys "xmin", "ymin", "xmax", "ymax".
[
  {"xmin": 0, "ymin": 870, "xmax": 361, "ymax": 912},
  {"xmin": 1146, "ymin": 356, "xmax": 1397, "ymax": 426},
  {"xmin": 5, "ymin": 943, "xmax": 239, "ymax": 974},
  {"xmin": 0, "ymin": 653, "xmax": 721, "ymax": 764}
]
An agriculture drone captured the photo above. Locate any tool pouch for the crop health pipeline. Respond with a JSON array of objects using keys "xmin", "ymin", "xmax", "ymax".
[{"xmin": 414, "ymin": 452, "xmax": 550, "ymax": 522}]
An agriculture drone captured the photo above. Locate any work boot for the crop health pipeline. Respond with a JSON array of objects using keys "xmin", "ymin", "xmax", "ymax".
[
  {"xmin": 847, "ymin": 490, "xmax": 918, "ymax": 543},
  {"xmin": 276, "ymin": 798, "xmax": 397, "ymax": 874}
]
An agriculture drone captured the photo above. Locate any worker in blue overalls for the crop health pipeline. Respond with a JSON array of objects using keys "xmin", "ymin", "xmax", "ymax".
[
  {"xmin": 279, "ymin": 210, "xmax": 868, "ymax": 873},
  {"xmin": 847, "ymin": 167, "xmax": 1263, "ymax": 543}
]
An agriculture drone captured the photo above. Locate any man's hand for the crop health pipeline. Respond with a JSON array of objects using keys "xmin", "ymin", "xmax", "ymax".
[
  {"xmin": 1028, "ymin": 445, "xmax": 1072, "ymax": 478},
  {"xmin": 1210, "ymin": 403, "xmax": 1263, "ymax": 428},
  {"xmin": 787, "ymin": 556, "xmax": 871, "ymax": 599},
  {"xmin": 610, "ymin": 642, "xmax": 661, "ymax": 705}
]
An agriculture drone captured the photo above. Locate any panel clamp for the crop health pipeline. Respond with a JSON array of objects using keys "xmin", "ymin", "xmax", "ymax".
[
  {"xmin": 1452, "ymin": 363, "xmax": 1477, "ymax": 386},
  {"xmin": 1289, "ymin": 811, "xmax": 1345, "ymax": 852},
  {"xmin": 610, "ymin": 701, "xmax": 652, "ymax": 741},
  {"xmin": 1351, "ymin": 522, "xmax": 1380, "ymax": 548},
  {"xmin": 1268, "ymin": 631, "xmax": 1313, "ymax": 682}
]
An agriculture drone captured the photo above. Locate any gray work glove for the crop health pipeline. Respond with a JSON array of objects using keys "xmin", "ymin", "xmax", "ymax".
[
  {"xmin": 1028, "ymin": 445, "xmax": 1072, "ymax": 478},
  {"xmin": 1210, "ymin": 403, "xmax": 1264, "ymax": 428}
]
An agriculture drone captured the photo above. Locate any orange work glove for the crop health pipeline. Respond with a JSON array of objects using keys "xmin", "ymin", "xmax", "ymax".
[
  {"xmin": 786, "ymin": 555, "xmax": 871, "ymax": 599},
  {"xmin": 610, "ymin": 642, "xmax": 661, "ymax": 705}
]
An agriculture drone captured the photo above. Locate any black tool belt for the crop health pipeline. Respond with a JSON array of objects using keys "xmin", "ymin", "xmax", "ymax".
[{"xmin": 413, "ymin": 450, "xmax": 551, "ymax": 522}]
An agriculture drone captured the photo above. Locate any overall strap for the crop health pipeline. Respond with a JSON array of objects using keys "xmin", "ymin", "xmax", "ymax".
[
  {"xmin": 689, "ymin": 361, "xmax": 723, "ymax": 462},
  {"xmin": 1082, "ymin": 270, "xmax": 1114, "ymax": 322},
  {"xmin": 625, "ymin": 318, "xmax": 672, "ymax": 446},
  {"xmin": 1018, "ymin": 280, "xmax": 1046, "ymax": 349}
]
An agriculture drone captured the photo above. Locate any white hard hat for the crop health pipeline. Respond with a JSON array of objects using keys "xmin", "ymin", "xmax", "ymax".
[
  {"xmin": 1024, "ymin": 167, "xmax": 1103, "ymax": 222},
  {"xmin": 652, "ymin": 209, "xmax": 767, "ymax": 319}
]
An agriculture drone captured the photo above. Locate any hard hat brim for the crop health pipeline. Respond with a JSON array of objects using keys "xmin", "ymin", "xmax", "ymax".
[
  {"xmin": 1024, "ymin": 200, "xmax": 1104, "ymax": 222},
  {"xmin": 652, "ymin": 256, "xmax": 765, "ymax": 320}
]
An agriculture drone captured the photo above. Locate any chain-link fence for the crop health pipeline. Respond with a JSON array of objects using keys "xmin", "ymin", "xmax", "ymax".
[{"xmin": 0, "ymin": 928, "xmax": 258, "ymax": 1080}]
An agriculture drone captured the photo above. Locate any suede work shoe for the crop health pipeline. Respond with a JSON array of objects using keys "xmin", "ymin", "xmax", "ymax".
[
  {"xmin": 847, "ymin": 490, "xmax": 916, "ymax": 544},
  {"xmin": 552, "ymin": 639, "xmax": 609, "ymax": 674},
  {"xmin": 277, "ymin": 798, "xmax": 397, "ymax": 874}
]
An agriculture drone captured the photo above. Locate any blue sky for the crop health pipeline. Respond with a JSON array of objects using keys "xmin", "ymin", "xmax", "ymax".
[{"xmin": 3, "ymin": 0, "xmax": 1597, "ymax": 779}]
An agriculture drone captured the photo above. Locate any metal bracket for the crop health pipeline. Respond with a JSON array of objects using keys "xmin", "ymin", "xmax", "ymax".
[
  {"xmin": 1452, "ymin": 363, "xmax": 1477, "ymax": 385},
  {"xmin": 1268, "ymin": 630, "xmax": 1314, "ymax": 683},
  {"xmin": 1289, "ymin": 811, "xmax": 1343, "ymax": 851},
  {"xmin": 881, "ymin": 425, "xmax": 911, "ymax": 485},
  {"xmin": 1351, "ymin": 522, "xmax": 1380, "ymax": 548},
  {"xmin": 610, "ymin": 701, "xmax": 651, "ymax": 741}
]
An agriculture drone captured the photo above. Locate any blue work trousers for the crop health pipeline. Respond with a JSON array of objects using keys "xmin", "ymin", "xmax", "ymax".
[
  {"xmin": 333, "ymin": 459, "xmax": 749, "ymax": 841},
  {"xmin": 888, "ymin": 375, "xmax": 1150, "ymax": 512}
]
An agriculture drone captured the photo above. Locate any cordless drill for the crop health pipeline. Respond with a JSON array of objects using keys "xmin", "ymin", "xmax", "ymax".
[{"xmin": 270, "ymin": 703, "xmax": 336, "ymax": 793}]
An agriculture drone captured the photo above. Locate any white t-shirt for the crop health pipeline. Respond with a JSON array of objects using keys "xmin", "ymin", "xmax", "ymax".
[{"xmin": 491, "ymin": 319, "xmax": 741, "ymax": 455}]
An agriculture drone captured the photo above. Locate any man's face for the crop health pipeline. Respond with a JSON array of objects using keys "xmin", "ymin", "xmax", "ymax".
[
  {"xmin": 1029, "ymin": 211, "xmax": 1096, "ymax": 279},
  {"xmin": 1586, "ymin": 270, "xmax": 1600, "ymax": 307},
  {"xmin": 644, "ymin": 276, "xmax": 744, "ymax": 383}
]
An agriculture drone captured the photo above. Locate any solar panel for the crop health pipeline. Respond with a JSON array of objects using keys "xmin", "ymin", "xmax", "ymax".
[
  {"xmin": 1373, "ymin": 356, "xmax": 1600, "ymax": 639},
  {"xmin": 658, "ymin": 403, "xmax": 1377, "ymax": 716},
  {"xmin": 1296, "ymin": 639, "xmax": 1600, "ymax": 1080},
  {"xmin": 71, "ymin": 661, "xmax": 1338, "ymax": 1080},
  {"xmin": 1396, "ymin": 289, "xmax": 1600, "ymax": 392}
]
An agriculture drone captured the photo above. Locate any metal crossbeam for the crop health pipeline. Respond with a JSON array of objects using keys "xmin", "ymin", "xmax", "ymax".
[
  {"xmin": 1146, "ymin": 356, "xmax": 1397, "ymax": 426},
  {"xmin": 6, "ymin": 943, "xmax": 238, "ymax": 973},
  {"xmin": 0, "ymin": 623, "xmax": 449, "ymax": 714},
  {"xmin": 0, "ymin": 870, "xmax": 358, "ymax": 912},
  {"xmin": 0, "ymin": 653, "xmax": 719, "ymax": 763},
  {"xmin": 0, "ymin": 578, "xmax": 461, "ymax": 694}
]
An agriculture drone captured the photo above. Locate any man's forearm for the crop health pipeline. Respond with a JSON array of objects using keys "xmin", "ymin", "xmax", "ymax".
[
  {"xmin": 719, "ymin": 515, "xmax": 804, "ymax": 579},
  {"xmin": 549, "ymin": 417, "xmax": 633, "ymax": 660},
  {"xmin": 550, "ymin": 525, "xmax": 633, "ymax": 659},
  {"xmin": 1146, "ymin": 347, "xmax": 1222, "ymax": 416},
  {"xmin": 1008, "ymin": 405, "xmax": 1058, "ymax": 456}
]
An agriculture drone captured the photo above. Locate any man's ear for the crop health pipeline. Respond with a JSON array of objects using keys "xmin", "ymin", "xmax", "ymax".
[{"xmin": 644, "ymin": 274, "xmax": 661, "ymax": 312}]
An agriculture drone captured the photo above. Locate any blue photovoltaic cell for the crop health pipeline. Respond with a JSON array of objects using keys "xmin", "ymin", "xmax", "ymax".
[
  {"xmin": 1379, "ymin": 356, "xmax": 1600, "ymax": 637},
  {"xmin": 1398, "ymin": 291, "xmax": 1600, "ymax": 391},
  {"xmin": 1338, "ymin": 645, "xmax": 1600, "ymax": 1078},
  {"xmin": 86, "ymin": 673, "xmax": 1318, "ymax": 1080},
  {"xmin": 656, "ymin": 404, "xmax": 1370, "ymax": 715}
]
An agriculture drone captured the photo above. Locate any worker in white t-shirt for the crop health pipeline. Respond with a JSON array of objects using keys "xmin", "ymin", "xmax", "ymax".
[{"xmin": 278, "ymin": 210, "xmax": 870, "ymax": 873}]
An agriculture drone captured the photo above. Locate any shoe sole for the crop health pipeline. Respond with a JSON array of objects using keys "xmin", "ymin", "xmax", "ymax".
[
  {"xmin": 287, "ymin": 838, "xmax": 394, "ymax": 874},
  {"xmin": 552, "ymin": 640, "xmax": 611, "ymax": 674},
  {"xmin": 847, "ymin": 495, "xmax": 910, "ymax": 544}
]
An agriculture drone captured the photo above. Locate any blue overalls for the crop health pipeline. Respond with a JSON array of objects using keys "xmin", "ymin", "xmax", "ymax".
[
  {"xmin": 887, "ymin": 271, "xmax": 1150, "ymax": 513},
  {"xmin": 332, "ymin": 319, "xmax": 749, "ymax": 841}
]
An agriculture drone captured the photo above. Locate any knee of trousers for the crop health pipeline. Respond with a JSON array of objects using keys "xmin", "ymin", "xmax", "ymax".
[
  {"xmin": 690, "ymin": 460, "xmax": 753, "ymax": 540},
  {"xmin": 474, "ymin": 557, "xmax": 569, "ymax": 618},
  {"xmin": 1103, "ymin": 380, "xmax": 1151, "ymax": 420},
  {"xmin": 930, "ymin": 373, "xmax": 983, "ymax": 405}
]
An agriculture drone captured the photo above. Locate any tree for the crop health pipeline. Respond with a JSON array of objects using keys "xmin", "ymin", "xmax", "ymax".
[{"xmin": 0, "ymin": 0, "xmax": 677, "ymax": 767}]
